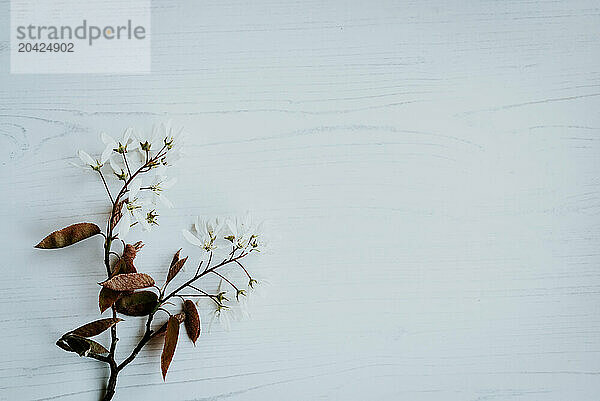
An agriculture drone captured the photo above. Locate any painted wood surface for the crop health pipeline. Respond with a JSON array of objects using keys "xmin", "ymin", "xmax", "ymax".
[{"xmin": 1, "ymin": 1, "xmax": 599, "ymax": 400}]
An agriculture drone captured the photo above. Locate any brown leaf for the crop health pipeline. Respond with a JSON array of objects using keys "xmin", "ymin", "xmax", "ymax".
[
  {"xmin": 122, "ymin": 241, "xmax": 144, "ymax": 272},
  {"xmin": 115, "ymin": 291, "xmax": 158, "ymax": 316},
  {"xmin": 170, "ymin": 249, "xmax": 181, "ymax": 269},
  {"xmin": 99, "ymin": 273, "xmax": 155, "ymax": 291},
  {"xmin": 99, "ymin": 287, "xmax": 122, "ymax": 313},
  {"xmin": 110, "ymin": 199, "xmax": 127, "ymax": 231},
  {"xmin": 112, "ymin": 257, "xmax": 136, "ymax": 277},
  {"xmin": 183, "ymin": 300, "xmax": 201, "ymax": 345},
  {"xmin": 161, "ymin": 316, "xmax": 180, "ymax": 380},
  {"xmin": 166, "ymin": 251, "xmax": 188, "ymax": 286},
  {"xmin": 70, "ymin": 318, "xmax": 123, "ymax": 338},
  {"xmin": 35, "ymin": 223, "xmax": 101, "ymax": 249},
  {"xmin": 56, "ymin": 334, "xmax": 109, "ymax": 356},
  {"xmin": 99, "ymin": 258, "xmax": 136, "ymax": 313}
]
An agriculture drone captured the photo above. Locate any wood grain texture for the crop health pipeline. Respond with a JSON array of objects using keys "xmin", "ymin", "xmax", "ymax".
[{"xmin": 1, "ymin": 0, "xmax": 600, "ymax": 400}]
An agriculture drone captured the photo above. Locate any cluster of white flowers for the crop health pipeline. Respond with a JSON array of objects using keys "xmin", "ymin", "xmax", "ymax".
[
  {"xmin": 205, "ymin": 274, "xmax": 269, "ymax": 331},
  {"xmin": 183, "ymin": 213, "xmax": 267, "ymax": 330},
  {"xmin": 74, "ymin": 122, "xmax": 268, "ymax": 332},
  {"xmin": 182, "ymin": 213, "xmax": 265, "ymax": 256},
  {"xmin": 72, "ymin": 121, "xmax": 185, "ymax": 240}
]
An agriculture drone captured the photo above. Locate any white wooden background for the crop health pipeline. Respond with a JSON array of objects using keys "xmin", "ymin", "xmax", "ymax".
[{"xmin": 1, "ymin": 1, "xmax": 600, "ymax": 400}]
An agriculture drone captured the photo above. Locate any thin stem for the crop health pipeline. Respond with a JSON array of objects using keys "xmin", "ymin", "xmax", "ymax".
[
  {"xmin": 186, "ymin": 285, "xmax": 221, "ymax": 305},
  {"xmin": 234, "ymin": 260, "xmax": 252, "ymax": 280},
  {"xmin": 188, "ymin": 284, "xmax": 213, "ymax": 296},
  {"xmin": 112, "ymin": 143, "xmax": 168, "ymax": 213},
  {"xmin": 84, "ymin": 143, "xmax": 172, "ymax": 401},
  {"xmin": 122, "ymin": 153, "xmax": 132, "ymax": 177},
  {"xmin": 98, "ymin": 170, "xmax": 115, "ymax": 205},
  {"xmin": 194, "ymin": 260, "xmax": 204, "ymax": 277},
  {"xmin": 117, "ymin": 253, "xmax": 249, "ymax": 373},
  {"xmin": 117, "ymin": 311, "xmax": 155, "ymax": 371},
  {"xmin": 157, "ymin": 307, "xmax": 172, "ymax": 317},
  {"xmin": 211, "ymin": 270, "xmax": 240, "ymax": 292},
  {"xmin": 177, "ymin": 294, "xmax": 213, "ymax": 297},
  {"xmin": 163, "ymin": 252, "xmax": 248, "ymax": 304},
  {"xmin": 202, "ymin": 252, "xmax": 213, "ymax": 274}
]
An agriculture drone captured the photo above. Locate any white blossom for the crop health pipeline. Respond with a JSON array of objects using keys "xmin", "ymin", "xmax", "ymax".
[
  {"xmin": 206, "ymin": 279, "xmax": 247, "ymax": 331},
  {"xmin": 225, "ymin": 213, "xmax": 264, "ymax": 251},
  {"xmin": 135, "ymin": 123, "xmax": 163, "ymax": 154},
  {"xmin": 70, "ymin": 150, "xmax": 109, "ymax": 171},
  {"xmin": 125, "ymin": 121, "xmax": 186, "ymax": 171},
  {"xmin": 162, "ymin": 121, "xmax": 186, "ymax": 165},
  {"xmin": 100, "ymin": 128, "xmax": 138, "ymax": 163},
  {"xmin": 109, "ymin": 157, "xmax": 128, "ymax": 181},
  {"xmin": 112, "ymin": 179, "xmax": 160, "ymax": 240},
  {"xmin": 182, "ymin": 216, "xmax": 225, "ymax": 252},
  {"xmin": 147, "ymin": 175, "xmax": 177, "ymax": 208}
]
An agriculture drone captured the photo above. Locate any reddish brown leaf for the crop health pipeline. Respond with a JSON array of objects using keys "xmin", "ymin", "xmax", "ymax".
[
  {"xmin": 99, "ymin": 258, "xmax": 137, "ymax": 313},
  {"xmin": 122, "ymin": 241, "xmax": 144, "ymax": 272},
  {"xmin": 70, "ymin": 318, "xmax": 123, "ymax": 337},
  {"xmin": 166, "ymin": 251, "xmax": 188, "ymax": 285},
  {"xmin": 110, "ymin": 199, "xmax": 127, "ymax": 231},
  {"xmin": 170, "ymin": 249, "xmax": 181, "ymax": 268},
  {"xmin": 123, "ymin": 241, "xmax": 144, "ymax": 260},
  {"xmin": 35, "ymin": 223, "xmax": 101, "ymax": 249},
  {"xmin": 56, "ymin": 334, "xmax": 109, "ymax": 356},
  {"xmin": 161, "ymin": 316, "xmax": 180, "ymax": 380},
  {"xmin": 183, "ymin": 300, "xmax": 201, "ymax": 345},
  {"xmin": 99, "ymin": 273, "xmax": 155, "ymax": 291},
  {"xmin": 115, "ymin": 291, "xmax": 158, "ymax": 316},
  {"xmin": 99, "ymin": 287, "xmax": 122, "ymax": 313}
]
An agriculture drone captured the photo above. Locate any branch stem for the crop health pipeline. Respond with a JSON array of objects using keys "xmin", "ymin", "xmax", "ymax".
[
  {"xmin": 116, "ymin": 252, "xmax": 249, "ymax": 374},
  {"xmin": 99, "ymin": 145, "xmax": 168, "ymax": 401},
  {"xmin": 98, "ymin": 170, "xmax": 114, "ymax": 205}
]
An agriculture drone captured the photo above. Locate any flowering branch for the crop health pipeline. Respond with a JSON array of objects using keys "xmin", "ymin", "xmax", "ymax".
[{"xmin": 35, "ymin": 122, "xmax": 267, "ymax": 401}]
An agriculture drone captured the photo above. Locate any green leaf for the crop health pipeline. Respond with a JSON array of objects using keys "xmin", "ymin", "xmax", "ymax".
[{"xmin": 35, "ymin": 223, "xmax": 101, "ymax": 249}]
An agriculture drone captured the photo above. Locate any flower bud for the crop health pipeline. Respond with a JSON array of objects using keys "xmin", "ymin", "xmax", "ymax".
[{"xmin": 216, "ymin": 291, "xmax": 228, "ymax": 303}]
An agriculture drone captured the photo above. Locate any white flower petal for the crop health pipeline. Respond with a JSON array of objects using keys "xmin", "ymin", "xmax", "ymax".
[
  {"xmin": 194, "ymin": 216, "xmax": 202, "ymax": 234},
  {"xmin": 100, "ymin": 132, "xmax": 115, "ymax": 146},
  {"xmin": 161, "ymin": 177, "xmax": 177, "ymax": 189},
  {"xmin": 226, "ymin": 219, "xmax": 238, "ymax": 239},
  {"xmin": 159, "ymin": 195, "xmax": 174, "ymax": 209},
  {"xmin": 68, "ymin": 161, "xmax": 87, "ymax": 170},
  {"xmin": 77, "ymin": 150, "xmax": 95, "ymax": 166},
  {"xmin": 115, "ymin": 210, "xmax": 130, "ymax": 240},
  {"xmin": 122, "ymin": 127, "xmax": 133, "ymax": 144},
  {"xmin": 128, "ymin": 179, "xmax": 141, "ymax": 199},
  {"xmin": 101, "ymin": 146, "xmax": 113, "ymax": 165},
  {"xmin": 109, "ymin": 158, "xmax": 123, "ymax": 175},
  {"xmin": 182, "ymin": 229, "xmax": 204, "ymax": 247}
]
